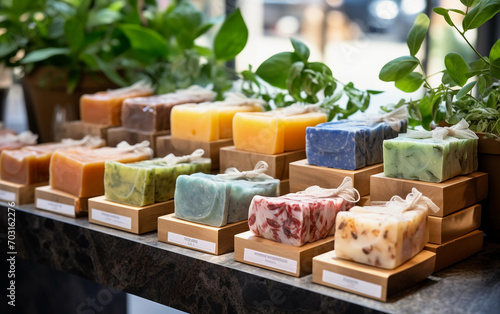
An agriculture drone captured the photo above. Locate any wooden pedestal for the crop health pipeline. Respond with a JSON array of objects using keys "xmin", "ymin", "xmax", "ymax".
[
  {"xmin": 35, "ymin": 186, "xmax": 89, "ymax": 217},
  {"xmin": 280, "ymin": 180, "xmax": 290, "ymax": 196},
  {"xmin": 62, "ymin": 120, "xmax": 109, "ymax": 141},
  {"xmin": 357, "ymin": 195, "xmax": 371, "ymax": 206},
  {"xmin": 312, "ymin": 250, "xmax": 435, "ymax": 302},
  {"xmin": 156, "ymin": 136, "xmax": 233, "ymax": 170},
  {"xmin": 0, "ymin": 180, "xmax": 46, "ymax": 204},
  {"xmin": 428, "ymin": 204, "xmax": 482, "ymax": 244},
  {"xmin": 234, "ymin": 231, "xmax": 335, "ymax": 277},
  {"xmin": 219, "ymin": 146, "xmax": 306, "ymax": 180},
  {"xmin": 88, "ymin": 196, "xmax": 174, "ymax": 234},
  {"xmin": 289, "ymin": 159, "xmax": 383, "ymax": 196},
  {"xmin": 370, "ymin": 173, "xmax": 488, "ymax": 217},
  {"xmin": 158, "ymin": 214, "xmax": 249, "ymax": 255},
  {"xmin": 106, "ymin": 127, "xmax": 170, "ymax": 155}
]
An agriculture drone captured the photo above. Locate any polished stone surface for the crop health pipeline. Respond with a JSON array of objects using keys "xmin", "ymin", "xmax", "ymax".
[{"xmin": 1, "ymin": 202, "xmax": 499, "ymax": 313}]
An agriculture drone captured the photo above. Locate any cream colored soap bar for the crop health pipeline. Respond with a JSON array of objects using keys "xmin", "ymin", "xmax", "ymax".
[
  {"xmin": 80, "ymin": 82, "xmax": 153, "ymax": 126},
  {"xmin": 170, "ymin": 94, "xmax": 263, "ymax": 142},
  {"xmin": 233, "ymin": 107, "xmax": 327, "ymax": 154},
  {"xmin": 50, "ymin": 142, "xmax": 152, "ymax": 197}
]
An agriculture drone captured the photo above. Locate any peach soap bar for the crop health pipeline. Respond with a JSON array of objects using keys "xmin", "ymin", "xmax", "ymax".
[
  {"xmin": 170, "ymin": 94, "xmax": 263, "ymax": 141},
  {"xmin": 50, "ymin": 145, "xmax": 151, "ymax": 197},
  {"xmin": 233, "ymin": 110, "xmax": 327, "ymax": 154},
  {"xmin": 80, "ymin": 82, "xmax": 153, "ymax": 126}
]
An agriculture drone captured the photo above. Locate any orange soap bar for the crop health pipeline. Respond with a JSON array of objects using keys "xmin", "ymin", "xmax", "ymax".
[
  {"xmin": 80, "ymin": 83, "xmax": 153, "ymax": 126},
  {"xmin": 50, "ymin": 146, "xmax": 151, "ymax": 197}
]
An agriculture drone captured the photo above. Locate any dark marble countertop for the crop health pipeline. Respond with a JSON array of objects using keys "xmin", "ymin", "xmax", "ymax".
[{"xmin": 2, "ymin": 202, "xmax": 499, "ymax": 313}]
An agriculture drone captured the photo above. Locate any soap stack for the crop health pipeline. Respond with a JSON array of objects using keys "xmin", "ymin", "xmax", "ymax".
[{"xmin": 371, "ymin": 119, "xmax": 486, "ymax": 272}]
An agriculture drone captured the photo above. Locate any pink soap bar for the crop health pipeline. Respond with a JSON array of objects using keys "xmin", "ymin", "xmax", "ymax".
[{"xmin": 248, "ymin": 195, "xmax": 352, "ymax": 246}]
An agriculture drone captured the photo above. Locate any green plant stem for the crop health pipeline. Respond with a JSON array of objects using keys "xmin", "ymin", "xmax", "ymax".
[{"xmin": 452, "ymin": 23, "xmax": 489, "ymax": 64}]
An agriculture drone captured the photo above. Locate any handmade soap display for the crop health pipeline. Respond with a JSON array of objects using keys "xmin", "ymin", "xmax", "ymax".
[
  {"xmin": 80, "ymin": 81, "xmax": 153, "ymax": 126},
  {"xmin": 233, "ymin": 105, "xmax": 327, "ymax": 155},
  {"xmin": 104, "ymin": 149, "xmax": 211, "ymax": 207},
  {"xmin": 384, "ymin": 119, "xmax": 478, "ymax": 183},
  {"xmin": 170, "ymin": 93, "xmax": 264, "ymax": 141},
  {"xmin": 121, "ymin": 85, "xmax": 216, "ymax": 132},
  {"xmin": 0, "ymin": 131, "xmax": 38, "ymax": 153},
  {"xmin": 50, "ymin": 141, "xmax": 152, "ymax": 198},
  {"xmin": 248, "ymin": 177, "xmax": 359, "ymax": 246},
  {"xmin": 335, "ymin": 188, "xmax": 439, "ymax": 269},
  {"xmin": 174, "ymin": 161, "xmax": 279, "ymax": 227}
]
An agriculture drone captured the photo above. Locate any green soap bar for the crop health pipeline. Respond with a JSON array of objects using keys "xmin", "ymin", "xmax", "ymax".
[{"xmin": 383, "ymin": 136, "xmax": 477, "ymax": 183}]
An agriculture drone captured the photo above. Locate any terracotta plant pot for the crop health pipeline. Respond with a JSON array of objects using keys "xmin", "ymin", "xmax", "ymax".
[{"xmin": 22, "ymin": 66, "xmax": 118, "ymax": 142}]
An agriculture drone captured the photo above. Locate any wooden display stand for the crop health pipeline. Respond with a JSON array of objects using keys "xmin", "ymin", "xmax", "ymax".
[
  {"xmin": 370, "ymin": 172, "xmax": 488, "ymax": 217},
  {"xmin": 156, "ymin": 135, "xmax": 233, "ymax": 170},
  {"xmin": 34, "ymin": 186, "xmax": 90, "ymax": 217},
  {"xmin": 280, "ymin": 180, "xmax": 290, "ymax": 196},
  {"xmin": 106, "ymin": 127, "xmax": 170, "ymax": 155},
  {"xmin": 424, "ymin": 230, "xmax": 483, "ymax": 272},
  {"xmin": 88, "ymin": 196, "xmax": 174, "ymax": 234},
  {"xmin": 357, "ymin": 195, "xmax": 370, "ymax": 206},
  {"xmin": 234, "ymin": 231, "xmax": 335, "ymax": 277},
  {"xmin": 289, "ymin": 159, "xmax": 383, "ymax": 196},
  {"xmin": 0, "ymin": 180, "xmax": 46, "ymax": 204},
  {"xmin": 158, "ymin": 214, "xmax": 248, "ymax": 255},
  {"xmin": 219, "ymin": 146, "xmax": 306, "ymax": 180},
  {"xmin": 428, "ymin": 204, "xmax": 481, "ymax": 244},
  {"xmin": 312, "ymin": 250, "xmax": 436, "ymax": 302},
  {"xmin": 62, "ymin": 120, "xmax": 109, "ymax": 141}
]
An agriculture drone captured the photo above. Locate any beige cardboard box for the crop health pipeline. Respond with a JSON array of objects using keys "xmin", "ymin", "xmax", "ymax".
[
  {"xmin": 428, "ymin": 204, "xmax": 481, "ymax": 244},
  {"xmin": 424, "ymin": 229, "xmax": 483, "ymax": 272},
  {"xmin": 0, "ymin": 180, "xmax": 46, "ymax": 205},
  {"xmin": 88, "ymin": 196, "xmax": 174, "ymax": 234},
  {"xmin": 35, "ymin": 185, "xmax": 89, "ymax": 217},
  {"xmin": 106, "ymin": 127, "xmax": 169, "ymax": 155},
  {"xmin": 234, "ymin": 230, "xmax": 335, "ymax": 277},
  {"xmin": 158, "ymin": 213, "xmax": 249, "ymax": 255},
  {"xmin": 370, "ymin": 172, "xmax": 488, "ymax": 217},
  {"xmin": 289, "ymin": 159, "xmax": 383, "ymax": 197},
  {"xmin": 312, "ymin": 250, "xmax": 435, "ymax": 302}
]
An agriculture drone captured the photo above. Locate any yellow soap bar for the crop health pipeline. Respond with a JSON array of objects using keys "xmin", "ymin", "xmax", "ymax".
[
  {"xmin": 50, "ymin": 147, "xmax": 150, "ymax": 197},
  {"xmin": 233, "ymin": 111, "xmax": 327, "ymax": 154},
  {"xmin": 170, "ymin": 102, "xmax": 262, "ymax": 142},
  {"xmin": 80, "ymin": 85, "xmax": 153, "ymax": 126}
]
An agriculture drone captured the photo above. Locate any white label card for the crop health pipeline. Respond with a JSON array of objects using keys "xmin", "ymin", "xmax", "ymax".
[
  {"xmin": 168, "ymin": 232, "xmax": 216, "ymax": 254},
  {"xmin": 92, "ymin": 209, "xmax": 132, "ymax": 230},
  {"xmin": 0, "ymin": 189, "xmax": 16, "ymax": 202},
  {"xmin": 243, "ymin": 248, "xmax": 297, "ymax": 274},
  {"xmin": 36, "ymin": 198, "xmax": 75, "ymax": 216},
  {"xmin": 322, "ymin": 270, "xmax": 382, "ymax": 298}
]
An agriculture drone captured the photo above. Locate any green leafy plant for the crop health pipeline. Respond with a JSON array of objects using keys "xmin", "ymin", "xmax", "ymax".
[
  {"xmin": 241, "ymin": 38, "xmax": 380, "ymax": 119},
  {"xmin": 379, "ymin": 0, "xmax": 500, "ymax": 138}
]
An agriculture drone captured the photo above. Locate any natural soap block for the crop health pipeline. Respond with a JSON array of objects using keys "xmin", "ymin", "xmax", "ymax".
[
  {"xmin": 233, "ymin": 108, "xmax": 327, "ymax": 155},
  {"xmin": 170, "ymin": 94, "xmax": 263, "ymax": 142},
  {"xmin": 335, "ymin": 188, "xmax": 438, "ymax": 269},
  {"xmin": 80, "ymin": 82, "xmax": 153, "ymax": 126},
  {"xmin": 121, "ymin": 86, "xmax": 216, "ymax": 132},
  {"xmin": 50, "ymin": 143, "xmax": 151, "ymax": 198}
]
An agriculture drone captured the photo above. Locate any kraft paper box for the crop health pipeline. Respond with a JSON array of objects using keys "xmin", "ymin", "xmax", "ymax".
[
  {"xmin": 312, "ymin": 250, "xmax": 435, "ymax": 302},
  {"xmin": 428, "ymin": 204, "xmax": 481, "ymax": 244}
]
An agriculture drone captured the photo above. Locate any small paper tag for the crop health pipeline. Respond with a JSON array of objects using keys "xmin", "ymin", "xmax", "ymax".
[
  {"xmin": 91, "ymin": 209, "xmax": 132, "ymax": 230},
  {"xmin": 36, "ymin": 198, "xmax": 75, "ymax": 216},
  {"xmin": 322, "ymin": 270, "xmax": 382, "ymax": 298},
  {"xmin": 0, "ymin": 189, "xmax": 16, "ymax": 202},
  {"xmin": 168, "ymin": 232, "xmax": 216, "ymax": 254},
  {"xmin": 243, "ymin": 248, "xmax": 297, "ymax": 274}
]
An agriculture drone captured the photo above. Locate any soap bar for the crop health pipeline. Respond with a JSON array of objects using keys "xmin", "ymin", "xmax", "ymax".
[
  {"xmin": 104, "ymin": 158, "xmax": 211, "ymax": 206},
  {"xmin": 80, "ymin": 83, "xmax": 153, "ymax": 126},
  {"xmin": 306, "ymin": 120, "xmax": 406, "ymax": 170},
  {"xmin": 383, "ymin": 136, "xmax": 478, "ymax": 183},
  {"xmin": 121, "ymin": 86, "xmax": 216, "ymax": 132},
  {"xmin": 248, "ymin": 195, "xmax": 351, "ymax": 246},
  {"xmin": 170, "ymin": 96, "xmax": 263, "ymax": 141},
  {"xmin": 233, "ymin": 110, "xmax": 327, "ymax": 154},
  {"xmin": 174, "ymin": 173, "xmax": 279, "ymax": 227},
  {"xmin": 50, "ymin": 146, "xmax": 151, "ymax": 197}
]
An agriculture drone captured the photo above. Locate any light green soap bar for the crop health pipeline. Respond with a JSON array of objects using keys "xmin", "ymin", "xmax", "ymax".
[
  {"xmin": 104, "ymin": 161, "xmax": 155, "ymax": 206},
  {"xmin": 383, "ymin": 137, "xmax": 477, "ymax": 183}
]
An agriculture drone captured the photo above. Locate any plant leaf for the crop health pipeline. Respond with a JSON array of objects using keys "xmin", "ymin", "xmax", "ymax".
[
  {"xmin": 367, "ymin": 89, "xmax": 384, "ymax": 94},
  {"xmin": 444, "ymin": 53, "xmax": 469, "ymax": 86},
  {"xmin": 379, "ymin": 56, "xmax": 419, "ymax": 82},
  {"xmin": 256, "ymin": 52, "xmax": 296, "ymax": 89},
  {"xmin": 291, "ymin": 38, "xmax": 310, "ymax": 62},
  {"xmin": 433, "ymin": 8, "xmax": 454, "ymax": 26},
  {"xmin": 489, "ymin": 38, "xmax": 500, "ymax": 62},
  {"xmin": 120, "ymin": 24, "xmax": 169, "ymax": 57},
  {"xmin": 460, "ymin": 0, "xmax": 479, "ymax": 7},
  {"xmin": 456, "ymin": 81, "xmax": 476, "ymax": 99},
  {"xmin": 20, "ymin": 48, "xmax": 70, "ymax": 64},
  {"xmin": 93, "ymin": 55, "xmax": 127, "ymax": 86},
  {"xmin": 195, "ymin": 23, "xmax": 213, "ymax": 38},
  {"xmin": 490, "ymin": 57, "xmax": 500, "ymax": 79},
  {"xmin": 64, "ymin": 19, "xmax": 84, "ymax": 52},
  {"xmin": 214, "ymin": 9, "xmax": 248, "ymax": 61},
  {"xmin": 449, "ymin": 9, "xmax": 466, "ymax": 15},
  {"xmin": 87, "ymin": 8, "xmax": 122, "ymax": 29},
  {"xmin": 407, "ymin": 13, "xmax": 430, "ymax": 56},
  {"xmin": 395, "ymin": 72, "xmax": 424, "ymax": 92},
  {"xmin": 441, "ymin": 70, "xmax": 457, "ymax": 86},
  {"xmin": 463, "ymin": 0, "xmax": 500, "ymax": 31},
  {"xmin": 477, "ymin": 75, "xmax": 486, "ymax": 95}
]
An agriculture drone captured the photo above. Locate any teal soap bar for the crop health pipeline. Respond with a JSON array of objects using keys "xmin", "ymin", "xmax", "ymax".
[
  {"xmin": 174, "ymin": 173, "xmax": 280, "ymax": 227},
  {"xmin": 383, "ymin": 136, "xmax": 478, "ymax": 183}
]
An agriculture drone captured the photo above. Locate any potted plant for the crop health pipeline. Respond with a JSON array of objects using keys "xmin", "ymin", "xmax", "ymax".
[{"xmin": 378, "ymin": 0, "xmax": 500, "ymax": 239}]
